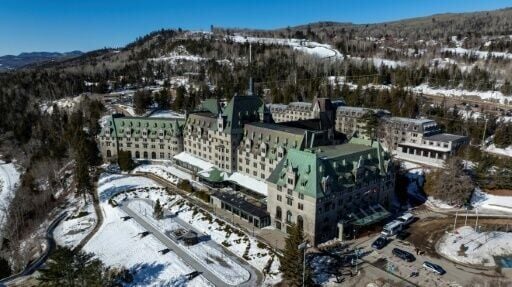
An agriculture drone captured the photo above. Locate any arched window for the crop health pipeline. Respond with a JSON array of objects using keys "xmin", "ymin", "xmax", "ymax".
[
  {"xmin": 106, "ymin": 150, "xmax": 111, "ymax": 157},
  {"xmin": 297, "ymin": 215, "xmax": 304, "ymax": 231},
  {"xmin": 275, "ymin": 206, "xmax": 282, "ymax": 220},
  {"xmin": 135, "ymin": 151, "xmax": 140, "ymax": 158},
  {"xmin": 151, "ymin": 152, "xmax": 156, "ymax": 159},
  {"xmin": 143, "ymin": 151, "xmax": 148, "ymax": 159},
  {"xmin": 286, "ymin": 211, "xmax": 292, "ymax": 224}
]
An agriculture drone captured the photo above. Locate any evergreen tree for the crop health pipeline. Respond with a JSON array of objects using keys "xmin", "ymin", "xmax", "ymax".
[
  {"xmin": 133, "ymin": 89, "xmax": 152, "ymax": 115},
  {"xmin": 361, "ymin": 111, "xmax": 379, "ymax": 139},
  {"xmin": 0, "ymin": 257, "xmax": 11, "ymax": 279},
  {"xmin": 154, "ymin": 88, "xmax": 171, "ymax": 109},
  {"xmin": 38, "ymin": 247, "xmax": 110, "ymax": 287},
  {"xmin": 173, "ymin": 86, "xmax": 187, "ymax": 111},
  {"xmin": 279, "ymin": 224, "xmax": 314, "ymax": 287},
  {"xmin": 118, "ymin": 150, "xmax": 134, "ymax": 171},
  {"xmin": 75, "ymin": 134, "xmax": 92, "ymax": 202},
  {"xmin": 153, "ymin": 199, "xmax": 163, "ymax": 219}
]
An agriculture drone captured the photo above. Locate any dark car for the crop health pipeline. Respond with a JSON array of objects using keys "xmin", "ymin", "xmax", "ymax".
[
  {"xmin": 397, "ymin": 231, "xmax": 411, "ymax": 240},
  {"xmin": 392, "ymin": 248, "xmax": 416, "ymax": 262},
  {"xmin": 423, "ymin": 261, "xmax": 446, "ymax": 275},
  {"xmin": 371, "ymin": 236, "xmax": 389, "ymax": 250}
]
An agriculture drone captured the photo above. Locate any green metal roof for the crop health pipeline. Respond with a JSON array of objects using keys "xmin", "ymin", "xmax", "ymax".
[
  {"xmin": 100, "ymin": 116, "xmax": 185, "ymax": 138},
  {"xmin": 198, "ymin": 167, "xmax": 227, "ymax": 183},
  {"xmin": 350, "ymin": 205, "xmax": 390, "ymax": 226},
  {"xmin": 198, "ymin": 99, "xmax": 222, "ymax": 115},
  {"xmin": 268, "ymin": 139, "xmax": 392, "ymax": 199},
  {"xmin": 222, "ymin": 95, "xmax": 267, "ymax": 133}
]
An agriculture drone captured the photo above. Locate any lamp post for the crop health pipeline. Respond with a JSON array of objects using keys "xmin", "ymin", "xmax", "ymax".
[{"xmin": 298, "ymin": 241, "xmax": 310, "ymax": 287}]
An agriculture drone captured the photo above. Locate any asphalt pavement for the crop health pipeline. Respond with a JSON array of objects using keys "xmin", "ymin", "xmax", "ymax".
[{"xmin": 119, "ymin": 200, "xmax": 261, "ymax": 287}]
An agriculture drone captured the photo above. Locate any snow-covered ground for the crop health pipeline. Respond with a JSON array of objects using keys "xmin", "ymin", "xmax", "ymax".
[
  {"xmin": 438, "ymin": 226, "xmax": 512, "ymax": 267},
  {"xmin": 411, "ymin": 84, "xmax": 509, "ymax": 105},
  {"xmin": 54, "ymin": 195, "xmax": 97, "ymax": 248},
  {"xmin": 116, "ymin": 104, "xmax": 136, "ymax": 116},
  {"xmin": 227, "ymin": 172, "xmax": 268, "ymax": 196},
  {"xmin": 227, "ymin": 35, "xmax": 343, "ymax": 59},
  {"xmin": 133, "ymin": 163, "xmax": 193, "ymax": 184},
  {"xmin": 84, "ymin": 173, "xmax": 211, "ymax": 286},
  {"xmin": 471, "ymin": 188, "xmax": 512, "ymax": 214},
  {"xmin": 86, "ymin": 171, "xmax": 280, "ymax": 285},
  {"xmin": 426, "ymin": 197, "xmax": 457, "ymax": 210},
  {"xmin": 174, "ymin": 152, "xmax": 215, "ymax": 171},
  {"xmin": 148, "ymin": 109, "xmax": 185, "ymax": 119},
  {"xmin": 166, "ymin": 200, "xmax": 281, "ymax": 285},
  {"xmin": 0, "ymin": 160, "xmax": 21, "ymax": 237},
  {"xmin": 485, "ymin": 144, "xmax": 512, "ymax": 158},
  {"xmin": 126, "ymin": 200, "xmax": 250, "ymax": 286},
  {"xmin": 441, "ymin": 47, "xmax": 512, "ymax": 60},
  {"xmin": 149, "ymin": 45, "xmax": 231, "ymax": 67},
  {"xmin": 40, "ymin": 95, "xmax": 83, "ymax": 114}
]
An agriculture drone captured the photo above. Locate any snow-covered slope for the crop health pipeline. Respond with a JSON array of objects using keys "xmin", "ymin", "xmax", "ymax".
[{"xmin": 0, "ymin": 160, "xmax": 21, "ymax": 236}]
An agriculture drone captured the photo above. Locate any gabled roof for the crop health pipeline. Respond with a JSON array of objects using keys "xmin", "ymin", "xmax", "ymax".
[
  {"xmin": 198, "ymin": 99, "xmax": 222, "ymax": 115},
  {"xmin": 222, "ymin": 95, "xmax": 266, "ymax": 133},
  {"xmin": 268, "ymin": 138, "xmax": 391, "ymax": 199},
  {"xmin": 100, "ymin": 115, "xmax": 185, "ymax": 138}
]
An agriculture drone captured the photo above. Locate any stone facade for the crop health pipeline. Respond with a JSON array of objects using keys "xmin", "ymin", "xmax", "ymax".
[
  {"xmin": 335, "ymin": 106, "xmax": 390, "ymax": 139},
  {"xmin": 267, "ymin": 138, "xmax": 395, "ymax": 245},
  {"xmin": 380, "ymin": 117, "xmax": 468, "ymax": 167},
  {"xmin": 183, "ymin": 96, "xmax": 269, "ymax": 173},
  {"xmin": 98, "ymin": 115, "xmax": 184, "ymax": 162}
]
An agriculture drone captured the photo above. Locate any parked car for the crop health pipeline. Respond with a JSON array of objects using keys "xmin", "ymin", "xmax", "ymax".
[
  {"xmin": 381, "ymin": 220, "xmax": 403, "ymax": 237},
  {"xmin": 423, "ymin": 261, "xmax": 446, "ymax": 275},
  {"xmin": 396, "ymin": 212, "xmax": 415, "ymax": 226},
  {"xmin": 392, "ymin": 248, "xmax": 416, "ymax": 262},
  {"xmin": 397, "ymin": 231, "xmax": 411, "ymax": 240},
  {"xmin": 371, "ymin": 236, "xmax": 389, "ymax": 250}
]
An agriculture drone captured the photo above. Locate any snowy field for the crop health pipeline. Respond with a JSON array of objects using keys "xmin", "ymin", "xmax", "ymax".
[
  {"xmin": 126, "ymin": 200, "xmax": 250, "ymax": 285},
  {"xmin": 40, "ymin": 95, "xmax": 83, "ymax": 114},
  {"xmin": 441, "ymin": 47, "xmax": 512, "ymax": 60},
  {"xmin": 84, "ymin": 173, "xmax": 211, "ymax": 286},
  {"xmin": 133, "ymin": 163, "xmax": 193, "ymax": 184},
  {"xmin": 148, "ymin": 109, "xmax": 185, "ymax": 119},
  {"xmin": 54, "ymin": 195, "xmax": 97, "ymax": 248},
  {"xmin": 0, "ymin": 160, "xmax": 21, "ymax": 237},
  {"xmin": 485, "ymin": 144, "xmax": 512, "ymax": 158},
  {"xmin": 228, "ymin": 35, "xmax": 343, "ymax": 59},
  {"xmin": 411, "ymin": 84, "xmax": 509, "ymax": 104},
  {"xmin": 438, "ymin": 226, "xmax": 512, "ymax": 267},
  {"xmin": 471, "ymin": 188, "xmax": 512, "ymax": 214},
  {"xmin": 86, "ymin": 171, "xmax": 280, "ymax": 285}
]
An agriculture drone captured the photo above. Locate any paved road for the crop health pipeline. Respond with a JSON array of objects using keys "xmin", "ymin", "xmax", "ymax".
[
  {"xmin": 74, "ymin": 183, "xmax": 103, "ymax": 251},
  {"xmin": 119, "ymin": 200, "xmax": 260, "ymax": 287},
  {"xmin": 358, "ymin": 233, "xmax": 500, "ymax": 287},
  {"xmin": 0, "ymin": 212, "xmax": 68, "ymax": 286}
]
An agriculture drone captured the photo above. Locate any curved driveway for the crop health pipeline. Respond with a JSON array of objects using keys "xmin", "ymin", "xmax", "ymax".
[{"xmin": 119, "ymin": 199, "xmax": 261, "ymax": 287}]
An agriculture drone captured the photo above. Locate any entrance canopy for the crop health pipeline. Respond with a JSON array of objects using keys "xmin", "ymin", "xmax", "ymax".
[{"xmin": 349, "ymin": 204, "xmax": 390, "ymax": 226}]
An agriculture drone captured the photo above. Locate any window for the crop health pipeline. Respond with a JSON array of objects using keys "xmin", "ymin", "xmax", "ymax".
[
  {"xmin": 297, "ymin": 215, "xmax": 304, "ymax": 230},
  {"xmin": 277, "ymin": 195, "xmax": 282, "ymax": 202},
  {"xmin": 275, "ymin": 207, "xmax": 282, "ymax": 220},
  {"xmin": 286, "ymin": 211, "xmax": 292, "ymax": 223},
  {"xmin": 298, "ymin": 203, "xmax": 304, "ymax": 210},
  {"xmin": 299, "ymin": 193, "xmax": 304, "ymax": 200},
  {"xmin": 287, "ymin": 198, "xmax": 293, "ymax": 206}
]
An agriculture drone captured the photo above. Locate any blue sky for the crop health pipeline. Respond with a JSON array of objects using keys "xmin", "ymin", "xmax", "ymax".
[{"xmin": 1, "ymin": 0, "xmax": 511, "ymax": 55}]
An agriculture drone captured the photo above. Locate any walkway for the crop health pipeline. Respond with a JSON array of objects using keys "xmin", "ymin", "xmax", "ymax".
[
  {"xmin": 135, "ymin": 172, "xmax": 287, "ymax": 250},
  {"xmin": 119, "ymin": 200, "xmax": 261, "ymax": 287}
]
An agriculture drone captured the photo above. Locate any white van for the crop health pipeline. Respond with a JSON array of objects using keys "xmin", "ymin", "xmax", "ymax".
[
  {"xmin": 397, "ymin": 212, "xmax": 415, "ymax": 226},
  {"xmin": 381, "ymin": 220, "xmax": 403, "ymax": 237}
]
